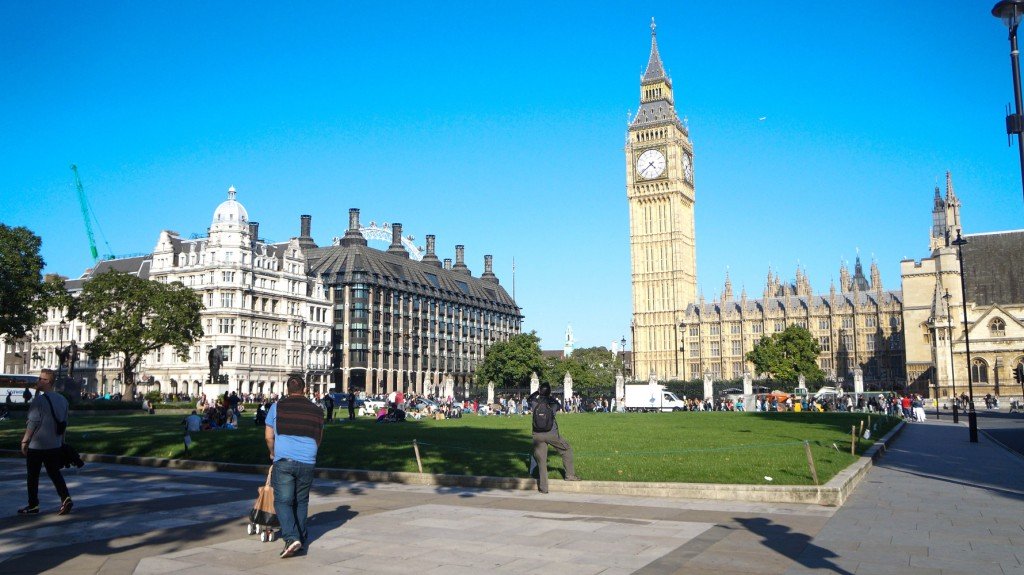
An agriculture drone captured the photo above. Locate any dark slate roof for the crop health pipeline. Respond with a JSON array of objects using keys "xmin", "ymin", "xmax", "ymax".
[
  {"xmin": 643, "ymin": 33, "xmax": 667, "ymax": 82},
  {"xmin": 304, "ymin": 244, "xmax": 520, "ymax": 316},
  {"xmin": 64, "ymin": 255, "xmax": 153, "ymax": 292},
  {"xmin": 631, "ymin": 100, "xmax": 685, "ymax": 132},
  {"xmin": 963, "ymin": 230, "xmax": 1024, "ymax": 305}
]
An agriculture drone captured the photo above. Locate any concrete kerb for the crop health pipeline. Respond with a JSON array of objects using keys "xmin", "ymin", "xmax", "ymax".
[{"xmin": 0, "ymin": 420, "xmax": 906, "ymax": 507}]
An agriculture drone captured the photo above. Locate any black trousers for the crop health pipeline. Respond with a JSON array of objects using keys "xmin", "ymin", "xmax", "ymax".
[{"xmin": 27, "ymin": 447, "xmax": 70, "ymax": 507}]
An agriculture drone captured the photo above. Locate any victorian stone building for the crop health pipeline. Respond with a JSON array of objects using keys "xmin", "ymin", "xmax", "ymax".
[
  {"xmin": 901, "ymin": 174, "xmax": 1024, "ymax": 397},
  {"xmin": 7, "ymin": 188, "xmax": 521, "ymax": 399}
]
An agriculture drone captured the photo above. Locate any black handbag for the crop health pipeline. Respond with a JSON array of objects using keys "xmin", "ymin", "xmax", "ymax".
[{"xmin": 42, "ymin": 394, "xmax": 84, "ymax": 468}]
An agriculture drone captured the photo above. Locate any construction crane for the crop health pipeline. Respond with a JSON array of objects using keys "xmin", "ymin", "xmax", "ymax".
[{"xmin": 70, "ymin": 164, "xmax": 103, "ymax": 263}]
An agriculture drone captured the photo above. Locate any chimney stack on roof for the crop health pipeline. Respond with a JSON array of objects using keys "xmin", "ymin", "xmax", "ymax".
[
  {"xmin": 248, "ymin": 221, "xmax": 260, "ymax": 241},
  {"xmin": 422, "ymin": 234, "xmax": 441, "ymax": 267},
  {"xmin": 443, "ymin": 258, "xmax": 452, "ymax": 270},
  {"xmin": 297, "ymin": 214, "xmax": 317, "ymax": 249},
  {"xmin": 387, "ymin": 223, "xmax": 409, "ymax": 258},
  {"xmin": 481, "ymin": 254, "xmax": 498, "ymax": 283},
  {"xmin": 453, "ymin": 244, "xmax": 471, "ymax": 275},
  {"xmin": 340, "ymin": 208, "xmax": 367, "ymax": 247}
]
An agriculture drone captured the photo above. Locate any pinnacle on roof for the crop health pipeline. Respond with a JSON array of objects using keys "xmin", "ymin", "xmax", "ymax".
[
  {"xmin": 945, "ymin": 171, "xmax": 959, "ymax": 205},
  {"xmin": 642, "ymin": 17, "xmax": 667, "ymax": 82}
]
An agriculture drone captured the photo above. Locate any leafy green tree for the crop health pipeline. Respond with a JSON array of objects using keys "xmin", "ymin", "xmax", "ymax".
[
  {"xmin": 545, "ymin": 346, "xmax": 616, "ymax": 395},
  {"xmin": 476, "ymin": 331, "xmax": 545, "ymax": 391},
  {"xmin": 77, "ymin": 271, "xmax": 204, "ymax": 394},
  {"xmin": 745, "ymin": 325, "xmax": 825, "ymax": 383},
  {"xmin": 0, "ymin": 225, "xmax": 65, "ymax": 338}
]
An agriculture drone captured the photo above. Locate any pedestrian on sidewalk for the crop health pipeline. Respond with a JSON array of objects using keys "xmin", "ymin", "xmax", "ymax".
[
  {"xmin": 265, "ymin": 375, "xmax": 323, "ymax": 558},
  {"xmin": 527, "ymin": 383, "xmax": 581, "ymax": 494},
  {"xmin": 18, "ymin": 369, "xmax": 73, "ymax": 516}
]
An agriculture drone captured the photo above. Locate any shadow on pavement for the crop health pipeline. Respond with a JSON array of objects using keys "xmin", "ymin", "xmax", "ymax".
[{"xmin": 735, "ymin": 517, "xmax": 854, "ymax": 575}]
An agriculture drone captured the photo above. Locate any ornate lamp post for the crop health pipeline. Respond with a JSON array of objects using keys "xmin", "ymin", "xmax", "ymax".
[
  {"xmin": 943, "ymin": 289, "xmax": 959, "ymax": 424},
  {"xmin": 993, "ymin": 0, "xmax": 1024, "ymax": 207},
  {"xmin": 57, "ymin": 319, "xmax": 66, "ymax": 381},
  {"xmin": 952, "ymin": 232, "xmax": 979, "ymax": 443}
]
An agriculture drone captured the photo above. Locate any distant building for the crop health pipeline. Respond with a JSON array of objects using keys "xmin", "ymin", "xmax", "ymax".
[
  {"xmin": 7, "ymin": 188, "xmax": 521, "ymax": 399},
  {"xmin": 901, "ymin": 173, "xmax": 1024, "ymax": 397},
  {"xmin": 303, "ymin": 209, "xmax": 521, "ymax": 396}
]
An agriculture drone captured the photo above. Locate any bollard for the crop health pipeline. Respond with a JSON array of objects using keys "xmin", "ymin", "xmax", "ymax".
[
  {"xmin": 413, "ymin": 439, "xmax": 424, "ymax": 474},
  {"xmin": 804, "ymin": 440, "xmax": 819, "ymax": 486},
  {"xmin": 850, "ymin": 425, "xmax": 856, "ymax": 455},
  {"xmin": 859, "ymin": 420, "xmax": 865, "ymax": 437}
]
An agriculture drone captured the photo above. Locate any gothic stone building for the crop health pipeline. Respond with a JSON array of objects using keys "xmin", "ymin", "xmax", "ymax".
[
  {"xmin": 679, "ymin": 261, "xmax": 905, "ymax": 385},
  {"xmin": 901, "ymin": 174, "xmax": 1024, "ymax": 398},
  {"xmin": 627, "ymin": 21, "xmax": 905, "ymax": 385}
]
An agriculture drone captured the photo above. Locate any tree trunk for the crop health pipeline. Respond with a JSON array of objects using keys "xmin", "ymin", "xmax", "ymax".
[{"xmin": 121, "ymin": 353, "xmax": 137, "ymax": 398}]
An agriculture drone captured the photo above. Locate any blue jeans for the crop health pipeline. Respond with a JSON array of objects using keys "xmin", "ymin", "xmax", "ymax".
[{"xmin": 271, "ymin": 459, "xmax": 315, "ymax": 546}]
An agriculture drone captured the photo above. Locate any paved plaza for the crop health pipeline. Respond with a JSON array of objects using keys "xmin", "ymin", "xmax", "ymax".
[{"xmin": 1, "ymin": 417, "xmax": 1022, "ymax": 574}]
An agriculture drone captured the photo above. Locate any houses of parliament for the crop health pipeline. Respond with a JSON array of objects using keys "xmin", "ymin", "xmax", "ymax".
[
  {"xmin": 628, "ymin": 21, "xmax": 1024, "ymax": 396},
  {"xmin": 627, "ymin": 20, "xmax": 900, "ymax": 388}
]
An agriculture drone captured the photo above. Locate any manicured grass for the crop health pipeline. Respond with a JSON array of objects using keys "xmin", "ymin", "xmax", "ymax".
[{"xmin": 0, "ymin": 411, "xmax": 897, "ymax": 485}]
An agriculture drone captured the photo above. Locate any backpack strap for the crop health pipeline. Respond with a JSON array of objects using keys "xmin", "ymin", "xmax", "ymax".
[{"xmin": 42, "ymin": 393, "xmax": 68, "ymax": 434}]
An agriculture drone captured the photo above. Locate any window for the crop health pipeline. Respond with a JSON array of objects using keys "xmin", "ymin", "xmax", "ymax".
[
  {"xmin": 218, "ymin": 318, "xmax": 235, "ymax": 334},
  {"xmin": 689, "ymin": 326, "xmax": 699, "ymax": 336},
  {"xmin": 221, "ymin": 292, "xmax": 234, "ymax": 308},
  {"xmin": 709, "ymin": 324, "xmax": 721, "ymax": 336},
  {"xmin": 841, "ymin": 317, "xmax": 853, "ymax": 329},
  {"xmin": 752, "ymin": 323, "xmax": 763, "ymax": 334},
  {"xmin": 865, "ymin": 316, "xmax": 877, "ymax": 328},
  {"xmin": 971, "ymin": 358, "xmax": 989, "ymax": 383},
  {"xmin": 990, "ymin": 318, "xmax": 1006, "ymax": 337},
  {"xmin": 732, "ymin": 361, "xmax": 743, "ymax": 375},
  {"xmin": 819, "ymin": 336, "xmax": 830, "ymax": 352},
  {"xmin": 222, "ymin": 271, "xmax": 235, "ymax": 282},
  {"xmin": 774, "ymin": 321, "xmax": 785, "ymax": 332},
  {"xmin": 818, "ymin": 318, "xmax": 830, "ymax": 330},
  {"xmin": 731, "ymin": 340, "xmax": 742, "ymax": 355},
  {"xmin": 710, "ymin": 341, "xmax": 720, "ymax": 357},
  {"xmin": 865, "ymin": 336, "xmax": 875, "ymax": 352},
  {"xmin": 730, "ymin": 323, "xmax": 741, "ymax": 334}
]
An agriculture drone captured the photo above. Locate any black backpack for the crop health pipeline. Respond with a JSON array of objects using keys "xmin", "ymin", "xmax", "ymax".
[{"xmin": 532, "ymin": 398, "xmax": 554, "ymax": 433}]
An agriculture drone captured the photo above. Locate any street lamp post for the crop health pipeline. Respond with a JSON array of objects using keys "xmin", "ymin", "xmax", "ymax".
[
  {"xmin": 952, "ymin": 231, "xmax": 979, "ymax": 443},
  {"xmin": 943, "ymin": 290, "xmax": 959, "ymax": 424},
  {"xmin": 993, "ymin": 0, "xmax": 1024, "ymax": 207},
  {"xmin": 57, "ymin": 320, "xmax": 66, "ymax": 382}
]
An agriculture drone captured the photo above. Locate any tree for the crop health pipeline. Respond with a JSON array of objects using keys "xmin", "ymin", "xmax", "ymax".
[
  {"xmin": 544, "ymin": 346, "xmax": 616, "ymax": 395},
  {"xmin": 745, "ymin": 325, "xmax": 825, "ymax": 383},
  {"xmin": 476, "ymin": 331, "xmax": 545, "ymax": 390},
  {"xmin": 0, "ymin": 224, "xmax": 62, "ymax": 338},
  {"xmin": 77, "ymin": 271, "xmax": 204, "ymax": 394}
]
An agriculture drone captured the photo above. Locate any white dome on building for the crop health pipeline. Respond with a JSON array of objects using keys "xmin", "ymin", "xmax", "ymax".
[{"xmin": 211, "ymin": 186, "xmax": 249, "ymax": 228}]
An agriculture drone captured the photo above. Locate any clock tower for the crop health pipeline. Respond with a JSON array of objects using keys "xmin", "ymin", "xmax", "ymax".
[{"xmin": 626, "ymin": 19, "xmax": 696, "ymax": 381}]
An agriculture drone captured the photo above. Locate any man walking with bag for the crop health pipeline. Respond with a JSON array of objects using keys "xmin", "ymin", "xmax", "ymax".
[
  {"xmin": 18, "ymin": 369, "xmax": 73, "ymax": 516},
  {"xmin": 528, "ymin": 383, "xmax": 580, "ymax": 494},
  {"xmin": 265, "ymin": 375, "xmax": 323, "ymax": 558}
]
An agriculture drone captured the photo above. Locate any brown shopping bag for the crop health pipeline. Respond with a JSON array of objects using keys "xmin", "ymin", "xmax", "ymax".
[{"xmin": 249, "ymin": 466, "xmax": 279, "ymax": 527}]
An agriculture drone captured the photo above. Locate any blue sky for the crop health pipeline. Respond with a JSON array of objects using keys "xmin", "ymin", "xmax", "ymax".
[{"xmin": 1, "ymin": 2, "xmax": 1021, "ymax": 350}]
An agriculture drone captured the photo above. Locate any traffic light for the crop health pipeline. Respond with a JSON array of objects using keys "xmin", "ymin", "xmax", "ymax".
[{"xmin": 1015, "ymin": 364, "xmax": 1024, "ymax": 384}]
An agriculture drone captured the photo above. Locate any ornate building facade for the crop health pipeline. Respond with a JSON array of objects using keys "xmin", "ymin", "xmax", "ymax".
[
  {"xmin": 6, "ymin": 190, "xmax": 521, "ymax": 399},
  {"xmin": 627, "ymin": 20, "xmax": 698, "ymax": 380},
  {"xmin": 901, "ymin": 174, "xmax": 1024, "ymax": 397},
  {"xmin": 627, "ymin": 22, "xmax": 905, "ymax": 386},
  {"xmin": 679, "ymin": 262, "xmax": 905, "ymax": 385}
]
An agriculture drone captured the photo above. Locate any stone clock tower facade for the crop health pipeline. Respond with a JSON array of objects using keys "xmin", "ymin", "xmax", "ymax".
[{"xmin": 627, "ymin": 20, "xmax": 696, "ymax": 381}]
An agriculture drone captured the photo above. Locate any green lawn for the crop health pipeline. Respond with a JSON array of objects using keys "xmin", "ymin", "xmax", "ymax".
[{"xmin": 0, "ymin": 411, "xmax": 897, "ymax": 485}]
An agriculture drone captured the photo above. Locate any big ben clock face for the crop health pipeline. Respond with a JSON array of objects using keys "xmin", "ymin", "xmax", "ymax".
[
  {"xmin": 636, "ymin": 149, "xmax": 666, "ymax": 180},
  {"xmin": 682, "ymin": 153, "xmax": 693, "ymax": 184}
]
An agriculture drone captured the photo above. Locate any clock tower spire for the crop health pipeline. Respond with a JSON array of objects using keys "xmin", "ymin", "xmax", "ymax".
[{"xmin": 626, "ymin": 19, "xmax": 697, "ymax": 381}]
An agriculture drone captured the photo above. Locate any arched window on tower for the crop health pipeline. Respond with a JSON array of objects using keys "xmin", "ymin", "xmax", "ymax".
[
  {"xmin": 971, "ymin": 358, "xmax": 989, "ymax": 384},
  {"xmin": 989, "ymin": 318, "xmax": 1006, "ymax": 337}
]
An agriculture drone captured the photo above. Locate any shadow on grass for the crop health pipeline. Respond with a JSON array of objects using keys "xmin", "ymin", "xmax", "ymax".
[{"xmin": 735, "ymin": 517, "xmax": 854, "ymax": 575}]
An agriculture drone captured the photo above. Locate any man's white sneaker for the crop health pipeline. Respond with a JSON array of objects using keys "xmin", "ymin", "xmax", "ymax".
[{"xmin": 280, "ymin": 540, "xmax": 302, "ymax": 558}]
